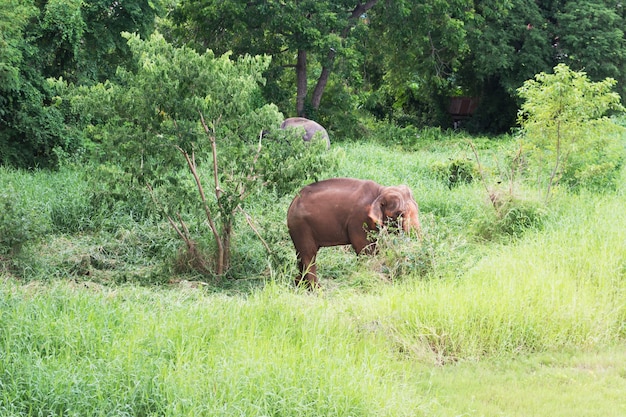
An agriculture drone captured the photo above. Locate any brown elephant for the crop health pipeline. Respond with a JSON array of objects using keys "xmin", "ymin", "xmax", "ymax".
[
  {"xmin": 287, "ymin": 177, "xmax": 421, "ymax": 287},
  {"xmin": 280, "ymin": 117, "xmax": 330, "ymax": 149}
]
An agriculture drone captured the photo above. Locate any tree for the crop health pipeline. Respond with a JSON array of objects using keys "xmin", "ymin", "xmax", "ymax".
[
  {"xmin": 457, "ymin": 0, "xmax": 626, "ymax": 133},
  {"xmin": 0, "ymin": 0, "xmax": 36, "ymax": 93},
  {"xmin": 0, "ymin": 0, "xmax": 69, "ymax": 168},
  {"xmin": 36, "ymin": 0, "xmax": 160, "ymax": 84},
  {"xmin": 556, "ymin": 0, "xmax": 626, "ymax": 98},
  {"xmin": 68, "ymin": 33, "xmax": 333, "ymax": 276},
  {"xmin": 517, "ymin": 64, "xmax": 626, "ymax": 199},
  {"xmin": 456, "ymin": 0, "xmax": 555, "ymax": 132},
  {"xmin": 170, "ymin": 0, "xmax": 378, "ymax": 118},
  {"xmin": 361, "ymin": 0, "xmax": 474, "ymax": 126},
  {"xmin": 0, "ymin": 0, "xmax": 161, "ymax": 169}
]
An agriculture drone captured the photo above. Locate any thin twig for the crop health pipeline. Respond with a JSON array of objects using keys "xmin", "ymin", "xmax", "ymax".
[
  {"xmin": 199, "ymin": 112, "xmax": 223, "ymax": 202},
  {"xmin": 174, "ymin": 143, "xmax": 225, "ymax": 274},
  {"xmin": 238, "ymin": 207, "xmax": 272, "ymax": 255},
  {"xmin": 546, "ymin": 120, "xmax": 561, "ymax": 202},
  {"xmin": 146, "ymin": 183, "xmax": 188, "ymax": 245},
  {"xmin": 468, "ymin": 140, "xmax": 498, "ymax": 210},
  {"xmin": 177, "ymin": 212, "xmax": 192, "ymax": 240}
]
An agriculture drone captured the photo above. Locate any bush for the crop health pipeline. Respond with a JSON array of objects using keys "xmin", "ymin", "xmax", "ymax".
[
  {"xmin": 66, "ymin": 33, "xmax": 338, "ymax": 277},
  {"xmin": 0, "ymin": 182, "xmax": 49, "ymax": 276},
  {"xmin": 517, "ymin": 64, "xmax": 626, "ymax": 198},
  {"xmin": 372, "ymin": 228, "xmax": 432, "ymax": 281},
  {"xmin": 472, "ymin": 194, "xmax": 547, "ymax": 241},
  {"xmin": 86, "ymin": 164, "xmax": 166, "ymax": 228},
  {"xmin": 374, "ymin": 122, "xmax": 419, "ymax": 147},
  {"xmin": 367, "ymin": 123, "xmax": 456, "ymax": 151},
  {"xmin": 431, "ymin": 158, "xmax": 480, "ymax": 188},
  {"xmin": 558, "ymin": 125, "xmax": 625, "ymax": 192},
  {"xmin": 0, "ymin": 190, "xmax": 33, "ymax": 257},
  {"xmin": 256, "ymin": 129, "xmax": 338, "ymax": 197}
]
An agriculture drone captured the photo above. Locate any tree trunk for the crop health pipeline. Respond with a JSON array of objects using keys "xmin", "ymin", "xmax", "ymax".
[
  {"xmin": 220, "ymin": 222, "xmax": 232, "ymax": 274},
  {"xmin": 296, "ymin": 49, "xmax": 307, "ymax": 116},
  {"xmin": 309, "ymin": 0, "xmax": 379, "ymax": 112},
  {"xmin": 311, "ymin": 50, "xmax": 335, "ymax": 110}
]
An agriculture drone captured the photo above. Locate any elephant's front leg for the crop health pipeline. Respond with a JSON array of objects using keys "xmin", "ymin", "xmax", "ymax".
[{"xmin": 349, "ymin": 226, "xmax": 376, "ymax": 255}]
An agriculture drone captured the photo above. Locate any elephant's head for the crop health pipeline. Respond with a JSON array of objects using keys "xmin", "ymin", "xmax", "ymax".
[{"xmin": 367, "ymin": 185, "xmax": 421, "ymax": 235}]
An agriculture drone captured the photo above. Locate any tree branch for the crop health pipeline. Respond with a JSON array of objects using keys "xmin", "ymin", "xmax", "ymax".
[
  {"xmin": 238, "ymin": 207, "xmax": 272, "ymax": 256},
  {"xmin": 174, "ymin": 142, "xmax": 225, "ymax": 274}
]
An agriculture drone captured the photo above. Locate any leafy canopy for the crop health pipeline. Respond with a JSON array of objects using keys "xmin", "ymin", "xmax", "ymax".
[
  {"xmin": 70, "ymin": 31, "xmax": 334, "ymax": 205},
  {"xmin": 0, "ymin": 0, "xmax": 160, "ymax": 169},
  {"xmin": 72, "ymin": 33, "xmax": 282, "ymax": 181}
]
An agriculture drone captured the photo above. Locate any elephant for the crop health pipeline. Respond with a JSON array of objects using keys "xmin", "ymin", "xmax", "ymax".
[
  {"xmin": 287, "ymin": 177, "xmax": 421, "ymax": 287},
  {"xmin": 280, "ymin": 117, "xmax": 330, "ymax": 149}
]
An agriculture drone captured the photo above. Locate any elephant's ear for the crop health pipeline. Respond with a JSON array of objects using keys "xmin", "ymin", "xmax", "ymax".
[
  {"xmin": 367, "ymin": 197, "xmax": 385, "ymax": 227},
  {"xmin": 368, "ymin": 190, "xmax": 401, "ymax": 226}
]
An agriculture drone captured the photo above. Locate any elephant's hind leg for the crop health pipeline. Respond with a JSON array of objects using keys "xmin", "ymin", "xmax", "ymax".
[
  {"xmin": 290, "ymin": 233, "xmax": 319, "ymax": 288},
  {"xmin": 295, "ymin": 254, "xmax": 318, "ymax": 289}
]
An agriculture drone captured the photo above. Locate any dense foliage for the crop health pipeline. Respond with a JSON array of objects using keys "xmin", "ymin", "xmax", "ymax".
[
  {"xmin": 2, "ymin": 0, "xmax": 626, "ymax": 169},
  {"xmin": 63, "ymin": 33, "xmax": 334, "ymax": 276},
  {"xmin": 1, "ymin": 0, "xmax": 625, "ymax": 276},
  {"xmin": 0, "ymin": 0, "xmax": 159, "ymax": 168},
  {"xmin": 459, "ymin": 0, "xmax": 626, "ymax": 132},
  {"xmin": 1, "ymin": 2, "xmax": 625, "ymax": 412}
]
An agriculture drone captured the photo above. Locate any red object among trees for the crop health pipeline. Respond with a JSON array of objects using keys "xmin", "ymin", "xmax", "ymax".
[{"xmin": 448, "ymin": 97, "xmax": 479, "ymax": 128}]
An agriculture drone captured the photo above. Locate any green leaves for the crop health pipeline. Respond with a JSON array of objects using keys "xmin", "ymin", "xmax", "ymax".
[
  {"xmin": 0, "ymin": 0, "xmax": 36, "ymax": 92},
  {"xmin": 74, "ymin": 32, "xmax": 279, "ymax": 176},
  {"xmin": 557, "ymin": 0, "xmax": 625, "ymax": 81},
  {"xmin": 517, "ymin": 64, "xmax": 626, "ymax": 196}
]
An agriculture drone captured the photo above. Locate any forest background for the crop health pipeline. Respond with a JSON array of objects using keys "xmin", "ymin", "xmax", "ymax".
[{"xmin": 2, "ymin": 0, "xmax": 626, "ymax": 169}]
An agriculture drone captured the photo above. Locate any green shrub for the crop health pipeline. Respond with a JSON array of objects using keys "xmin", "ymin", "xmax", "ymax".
[
  {"xmin": 86, "ymin": 164, "xmax": 160, "ymax": 229},
  {"xmin": 431, "ymin": 158, "xmax": 480, "ymax": 188},
  {"xmin": 356, "ymin": 119, "xmax": 457, "ymax": 150},
  {"xmin": 558, "ymin": 126, "xmax": 625, "ymax": 192},
  {"xmin": 368, "ymin": 120, "xmax": 421, "ymax": 148},
  {"xmin": 0, "ymin": 189, "xmax": 33, "ymax": 257},
  {"xmin": 472, "ymin": 194, "xmax": 547, "ymax": 241},
  {"xmin": 373, "ymin": 228, "xmax": 434, "ymax": 281},
  {"xmin": 0, "ymin": 183, "xmax": 50, "ymax": 277},
  {"xmin": 66, "ymin": 33, "xmax": 338, "ymax": 277},
  {"xmin": 517, "ymin": 64, "xmax": 626, "ymax": 198},
  {"xmin": 256, "ymin": 129, "xmax": 338, "ymax": 197}
]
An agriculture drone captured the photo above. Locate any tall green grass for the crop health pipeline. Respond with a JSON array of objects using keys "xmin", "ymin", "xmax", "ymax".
[
  {"xmin": 1, "ymin": 223, "xmax": 624, "ymax": 415},
  {"xmin": 0, "ymin": 282, "xmax": 433, "ymax": 416}
]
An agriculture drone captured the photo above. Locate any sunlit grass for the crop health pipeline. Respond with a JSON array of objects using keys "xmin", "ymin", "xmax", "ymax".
[{"xmin": 2, "ymin": 251, "xmax": 624, "ymax": 416}]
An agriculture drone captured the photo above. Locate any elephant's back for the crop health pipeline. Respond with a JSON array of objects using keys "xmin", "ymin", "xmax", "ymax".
[
  {"xmin": 289, "ymin": 178, "xmax": 381, "ymax": 216},
  {"xmin": 280, "ymin": 117, "xmax": 330, "ymax": 149},
  {"xmin": 280, "ymin": 117, "xmax": 310, "ymax": 129},
  {"xmin": 301, "ymin": 178, "xmax": 380, "ymax": 195}
]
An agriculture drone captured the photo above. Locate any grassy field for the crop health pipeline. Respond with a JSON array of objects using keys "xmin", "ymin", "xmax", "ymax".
[{"xmin": 1, "ymin": 134, "xmax": 625, "ymax": 416}]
